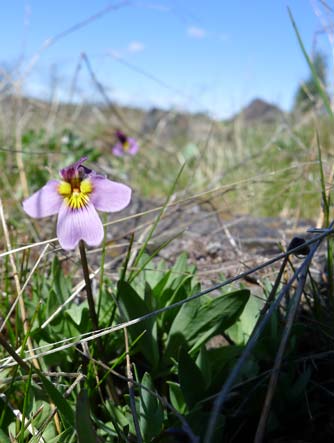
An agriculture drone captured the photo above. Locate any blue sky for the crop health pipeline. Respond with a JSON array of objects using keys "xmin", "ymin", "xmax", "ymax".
[{"xmin": 1, "ymin": 1, "xmax": 331, "ymax": 118}]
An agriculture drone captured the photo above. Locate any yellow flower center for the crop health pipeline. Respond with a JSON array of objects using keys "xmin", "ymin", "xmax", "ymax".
[
  {"xmin": 58, "ymin": 178, "xmax": 93, "ymax": 209},
  {"xmin": 123, "ymin": 141, "xmax": 130, "ymax": 152}
]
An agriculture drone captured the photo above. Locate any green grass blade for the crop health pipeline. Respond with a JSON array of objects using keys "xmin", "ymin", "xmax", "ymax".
[
  {"xmin": 128, "ymin": 164, "xmax": 185, "ymax": 282},
  {"xmin": 19, "ymin": 366, "xmax": 33, "ymax": 443},
  {"xmin": 316, "ymin": 131, "xmax": 334, "ymax": 304},
  {"xmin": 75, "ymin": 390, "xmax": 98, "ymax": 443},
  {"xmin": 129, "ymin": 230, "xmax": 184, "ymax": 283},
  {"xmin": 288, "ymin": 7, "xmax": 333, "ymax": 118},
  {"xmin": 316, "ymin": 130, "xmax": 329, "ymax": 220}
]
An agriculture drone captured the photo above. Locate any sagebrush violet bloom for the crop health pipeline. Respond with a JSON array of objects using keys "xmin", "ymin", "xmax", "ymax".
[
  {"xmin": 23, "ymin": 157, "xmax": 131, "ymax": 250},
  {"xmin": 112, "ymin": 130, "xmax": 139, "ymax": 157}
]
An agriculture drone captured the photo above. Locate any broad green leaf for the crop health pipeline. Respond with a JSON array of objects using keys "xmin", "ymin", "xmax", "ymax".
[
  {"xmin": 152, "ymin": 269, "xmax": 171, "ymax": 300},
  {"xmin": 46, "ymin": 289, "xmax": 62, "ymax": 322},
  {"xmin": 105, "ymin": 402, "xmax": 135, "ymax": 437},
  {"xmin": 65, "ymin": 302, "xmax": 88, "ymax": 326},
  {"xmin": 145, "ymin": 259, "xmax": 169, "ymax": 291},
  {"xmin": 227, "ymin": 294, "xmax": 263, "ymax": 345},
  {"xmin": 166, "ymin": 289, "xmax": 250, "ymax": 358},
  {"xmin": 144, "ymin": 282, "xmax": 154, "ymax": 311},
  {"xmin": 207, "ymin": 345, "xmax": 257, "ymax": 388},
  {"xmin": 75, "ymin": 390, "xmax": 98, "ymax": 443},
  {"xmin": 160, "ymin": 277, "xmax": 194, "ymax": 328},
  {"xmin": 178, "ymin": 348, "xmax": 206, "ymax": 408},
  {"xmin": 29, "ymin": 399, "xmax": 57, "ymax": 440},
  {"xmin": 44, "ymin": 428, "xmax": 74, "ymax": 443},
  {"xmin": 51, "ymin": 257, "xmax": 71, "ymax": 304},
  {"xmin": 167, "ymin": 253, "xmax": 196, "ymax": 290},
  {"xmin": 207, "ymin": 345, "xmax": 243, "ymax": 382},
  {"xmin": 167, "ymin": 382, "xmax": 187, "ymax": 414},
  {"xmin": 0, "ymin": 430, "xmax": 10, "ymax": 442},
  {"xmin": 139, "ymin": 373, "xmax": 164, "ymax": 441},
  {"xmin": 38, "ymin": 372, "xmax": 75, "ymax": 427},
  {"xmin": 196, "ymin": 346, "xmax": 211, "ymax": 389},
  {"xmin": 117, "ymin": 281, "xmax": 159, "ymax": 368}
]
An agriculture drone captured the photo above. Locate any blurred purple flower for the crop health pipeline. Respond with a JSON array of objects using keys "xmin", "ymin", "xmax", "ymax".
[
  {"xmin": 112, "ymin": 130, "xmax": 139, "ymax": 157},
  {"xmin": 23, "ymin": 157, "xmax": 131, "ymax": 250}
]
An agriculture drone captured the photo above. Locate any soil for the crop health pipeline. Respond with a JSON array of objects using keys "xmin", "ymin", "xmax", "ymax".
[{"xmin": 106, "ymin": 194, "xmax": 317, "ymax": 287}]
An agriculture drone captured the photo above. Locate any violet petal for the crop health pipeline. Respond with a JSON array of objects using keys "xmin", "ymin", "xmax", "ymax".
[
  {"xmin": 57, "ymin": 202, "xmax": 104, "ymax": 250},
  {"xmin": 90, "ymin": 176, "xmax": 132, "ymax": 212},
  {"xmin": 23, "ymin": 180, "xmax": 63, "ymax": 218},
  {"xmin": 112, "ymin": 143, "xmax": 125, "ymax": 157},
  {"xmin": 128, "ymin": 138, "xmax": 139, "ymax": 155}
]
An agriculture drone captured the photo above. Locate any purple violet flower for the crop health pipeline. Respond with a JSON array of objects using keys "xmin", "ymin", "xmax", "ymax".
[
  {"xmin": 112, "ymin": 130, "xmax": 139, "ymax": 157},
  {"xmin": 23, "ymin": 157, "xmax": 131, "ymax": 250}
]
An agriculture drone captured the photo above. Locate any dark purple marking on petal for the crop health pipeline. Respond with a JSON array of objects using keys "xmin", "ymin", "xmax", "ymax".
[
  {"xmin": 115, "ymin": 130, "xmax": 128, "ymax": 144},
  {"xmin": 60, "ymin": 157, "xmax": 91, "ymax": 181}
]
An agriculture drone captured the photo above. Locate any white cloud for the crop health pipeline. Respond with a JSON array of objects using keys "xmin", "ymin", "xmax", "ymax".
[
  {"xmin": 127, "ymin": 41, "xmax": 145, "ymax": 53},
  {"xmin": 187, "ymin": 26, "xmax": 206, "ymax": 39}
]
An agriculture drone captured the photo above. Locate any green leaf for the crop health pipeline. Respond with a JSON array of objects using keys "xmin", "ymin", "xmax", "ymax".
[
  {"xmin": 206, "ymin": 345, "xmax": 258, "ymax": 389},
  {"xmin": 145, "ymin": 260, "xmax": 169, "ymax": 293},
  {"xmin": 38, "ymin": 371, "xmax": 75, "ymax": 427},
  {"xmin": 178, "ymin": 348, "xmax": 206, "ymax": 408},
  {"xmin": 139, "ymin": 373, "xmax": 164, "ymax": 441},
  {"xmin": 196, "ymin": 346, "xmax": 211, "ymax": 389},
  {"xmin": 105, "ymin": 403, "xmax": 135, "ymax": 437},
  {"xmin": 44, "ymin": 428, "xmax": 74, "ymax": 443},
  {"xmin": 152, "ymin": 269, "xmax": 171, "ymax": 300},
  {"xmin": 0, "ymin": 430, "xmax": 10, "ymax": 443},
  {"xmin": 117, "ymin": 281, "xmax": 159, "ymax": 368},
  {"xmin": 227, "ymin": 293, "xmax": 263, "ymax": 345},
  {"xmin": 160, "ymin": 276, "xmax": 194, "ymax": 328},
  {"xmin": 167, "ymin": 253, "xmax": 196, "ymax": 290},
  {"xmin": 166, "ymin": 289, "xmax": 250, "ymax": 358},
  {"xmin": 51, "ymin": 257, "xmax": 71, "ymax": 304},
  {"xmin": 167, "ymin": 382, "xmax": 187, "ymax": 414},
  {"xmin": 75, "ymin": 390, "xmax": 98, "ymax": 443},
  {"xmin": 65, "ymin": 302, "xmax": 89, "ymax": 327}
]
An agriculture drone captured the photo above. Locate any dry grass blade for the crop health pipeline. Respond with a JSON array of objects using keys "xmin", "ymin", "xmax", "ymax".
[
  {"xmin": 0, "ymin": 198, "xmax": 39, "ymax": 369},
  {"xmin": 0, "ymin": 244, "xmax": 50, "ymax": 333}
]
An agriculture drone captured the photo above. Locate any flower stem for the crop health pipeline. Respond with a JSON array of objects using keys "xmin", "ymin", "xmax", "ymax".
[
  {"xmin": 79, "ymin": 241, "xmax": 119, "ymax": 404},
  {"xmin": 79, "ymin": 240, "xmax": 99, "ymax": 332}
]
